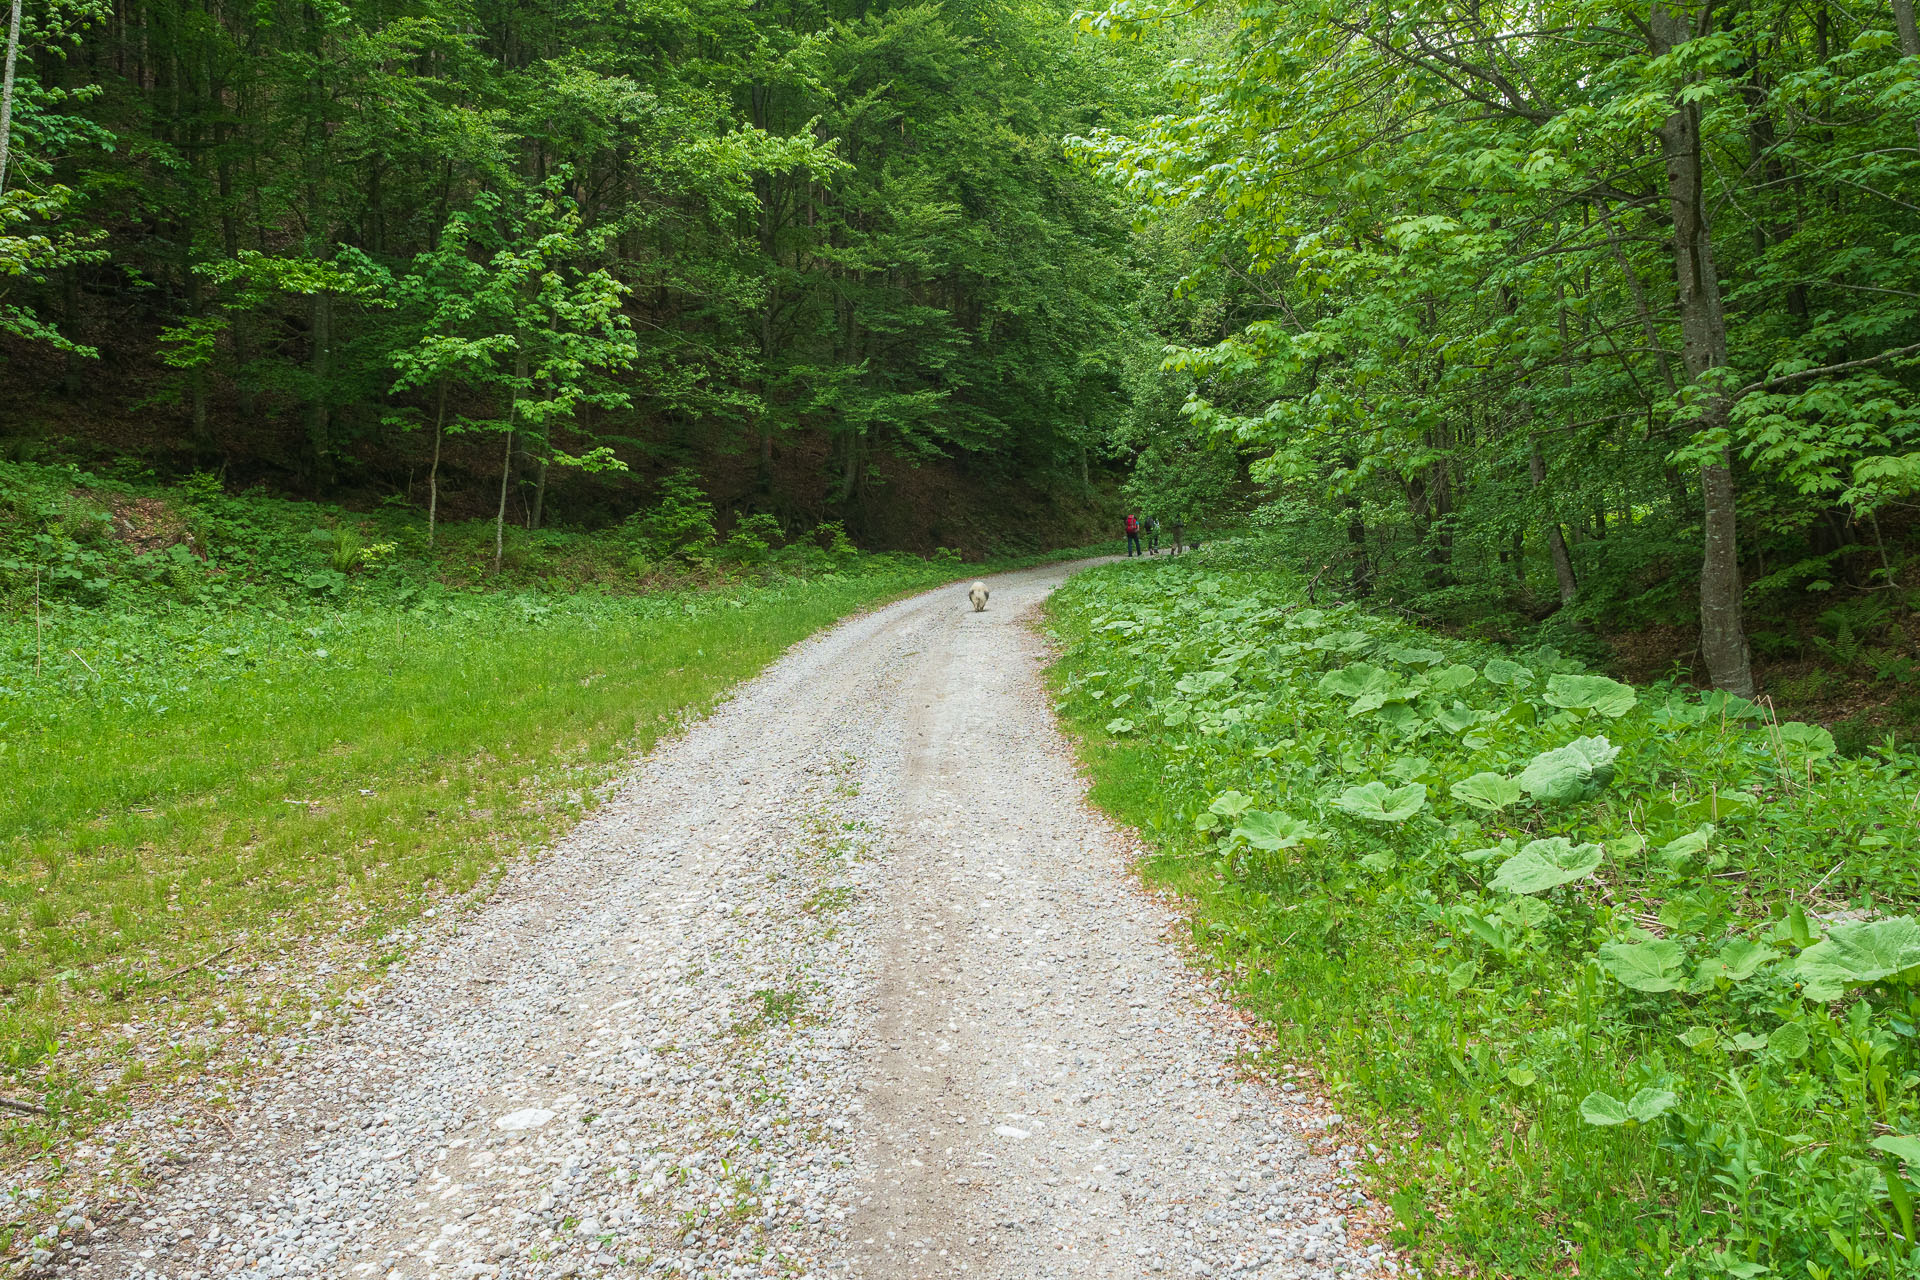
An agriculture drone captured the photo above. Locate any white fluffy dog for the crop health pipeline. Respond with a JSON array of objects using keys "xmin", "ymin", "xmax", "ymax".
[{"xmin": 968, "ymin": 581, "xmax": 989, "ymax": 612}]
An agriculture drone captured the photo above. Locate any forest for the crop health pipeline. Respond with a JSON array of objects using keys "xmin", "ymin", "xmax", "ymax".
[
  {"xmin": 0, "ymin": 0, "xmax": 1151, "ymax": 550},
  {"xmin": 6, "ymin": 0, "xmax": 1920, "ymax": 1271},
  {"xmin": 3, "ymin": 0, "xmax": 1918, "ymax": 702}
]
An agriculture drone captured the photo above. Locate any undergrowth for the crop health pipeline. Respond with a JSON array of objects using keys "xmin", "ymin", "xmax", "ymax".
[{"xmin": 1047, "ymin": 541, "xmax": 1920, "ymax": 1279}]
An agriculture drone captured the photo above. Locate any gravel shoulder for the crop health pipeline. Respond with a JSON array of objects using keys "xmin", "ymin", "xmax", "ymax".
[{"xmin": 61, "ymin": 561, "xmax": 1389, "ymax": 1280}]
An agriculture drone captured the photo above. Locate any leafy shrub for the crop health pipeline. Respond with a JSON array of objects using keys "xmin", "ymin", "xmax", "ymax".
[
  {"xmin": 1048, "ymin": 543, "xmax": 1920, "ymax": 1279},
  {"xmin": 722, "ymin": 512, "xmax": 783, "ymax": 565},
  {"xmin": 626, "ymin": 469, "xmax": 717, "ymax": 562}
]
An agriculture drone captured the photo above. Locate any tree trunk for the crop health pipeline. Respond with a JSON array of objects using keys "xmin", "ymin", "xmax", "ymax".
[
  {"xmin": 427, "ymin": 379, "xmax": 445, "ymax": 547},
  {"xmin": 494, "ymin": 356, "xmax": 525, "ymax": 572},
  {"xmin": 530, "ymin": 456, "xmax": 548, "ymax": 531},
  {"xmin": 1529, "ymin": 438, "xmax": 1580, "ymax": 605},
  {"xmin": 0, "ymin": 0, "xmax": 21, "ymax": 196},
  {"xmin": 494, "ymin": 427, "xmax": 514, "ymax": 572},
  {"xmin": 1652, "ymin": 1, "xmax": 1756, "ymax": 696},
  {"xmin": 1894, "ymin": 0, "xmax": 1920, "ymax": 140}
]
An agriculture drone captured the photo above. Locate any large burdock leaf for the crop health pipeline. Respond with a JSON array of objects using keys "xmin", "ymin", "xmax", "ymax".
[
  {"xmin": 1488, "ymin": 837, "xmax": 1603, "ymax": 894},
  {"xmin": 1334, "ymin": 781, "xmax": 1428, "ymax": 822},
  {"xmin": 1313, "ymin": 660, "xmax": 1405, "ymax": 710},
  {"xmin": 1428, "ymin": 664, "xmax": 1480, "ymax": 693},
  {"xmin": 1695, "ymin": 938, "xmax": 1772, "ymax": 984},
  {"xmin": 1519, "ymin": 736, "xmax": 1620, "ymax": 803},
  {"xmin": 1543, "ymin": 673, "xmax": 1639, "ymax": 718},
  {"xmin": 1579, "ymin": 1091, "xmax": 1629, "ymax": 1126},
  {"xmin": 1208, "ymin": 790, "xmax": 1257, "ymax": 819},
  {"xmin": 1175, "ymin": 670, "xmax": 1234, "ymax": 698},
  {"xmin": 1792, "ymin": 917, "xmax": 1920, "ymax": 1000},
  {"xmin": 1579, "ymin": 1087, "xmax": 1679, "ymax": 1126},
  {"xmin": 1233, "ymin": 811, "xmax": 1322, "ymax": 851},
  {"xmin": 1483, "ymin": 658, "xmax": 1535, "ymax": 686},
  {"xmin": 1598, "ymin": 939, "xmax": 1689, "ymax": 992},
  {"xmin": 1387, "ymin": 646, "xmax": 1446, "ymax": 667},
  {"xmin": 1449, "ymin": 771, "xmax": 1523, "ymax": 812},
  {"xmin": 1777, "ymin": 722, "xmax": 1836, "ymax": 759}
]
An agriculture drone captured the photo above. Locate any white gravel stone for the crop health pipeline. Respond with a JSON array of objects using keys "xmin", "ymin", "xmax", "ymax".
[{"xmin": 72, "ymin": 562, "xmax": 1373, "ymax": 1280}]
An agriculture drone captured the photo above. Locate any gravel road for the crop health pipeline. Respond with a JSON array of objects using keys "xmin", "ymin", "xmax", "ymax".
[{"xmin": 69, "ymin": 561, "xmax": 1388, "ymax": 1280}]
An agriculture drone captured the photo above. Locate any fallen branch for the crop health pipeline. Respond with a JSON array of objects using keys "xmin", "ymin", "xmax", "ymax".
[
  {"xmin": 0, "ymin": 1096, "xmax": 48, "ymax": 1116},
  {"xmin": 144, "ymin": 944, "xmax": 237, "ymax": 986}
]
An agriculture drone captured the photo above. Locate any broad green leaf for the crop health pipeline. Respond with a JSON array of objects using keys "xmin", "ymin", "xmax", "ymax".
[
  {"xmin": 1375, "ymin": 702, "xmax": 1422, "ymax": 731},
  {"xmin": 1730, "ymin": 1031, "xmax": 1768, "ymax": 1051},
  {"xmin": 1105, "ymin": 718, "xmax": 1135, "ymax": 735},
  {"xmin": 1432, "ymin": 703, "xmax": 1481, "ymax": 734},
  {"xmin": 1233, "ymin": 810, "xmax": 1320, "ymax": 851},
  {"xmin": 1579, "ymin": 1091, "xmax": 1630, "ymax": 1125},
  {"xmin": 1175, "ymin": 670, "xmax": 1234, "ymax": 697},
  {"xmin": 1319, "ymin": 663, "xmax": 1394, "ymax": 700},
  {"xmin": 1872, "ymin": 1135, "xmax": 1920, "ymax": 1165},
  {"xmin": 1543, "ymin": 673, "xmax": 1639, "ymax": 718},
  {"xmin": 1449, "ymin": 771, "xmax": 1523, "ymax": 812},
  {"xmin": 1659, "ymin": 825, "xmax": 1715, "ymax": 868},
  {"xmin": 1768, "ymin": 1022, "xmax": 1811, "ymax": 1058},
  {"xmin": 1208, "ymin": 790, "xmax": 1256, "ymax": 818},
  {"xmin": 1385, "ymin": 755, "xmax": 1432, "ymax": 783},
  {"xmin": 1518, "ymin": 736, "xmax": 1620, "ymax": 803},
  {"xmin": 1598, "ymin": 939, "xmax": 1689, "ymax": 992},
  {"xmin": 1428, "ymin": 664, "xmax": 1479, "ymax": 693},
  {"xmin": 1333, "ymin": 781, "xmax": 1428, "ymax": 822},
  {"xmin": 1487, "ymin": 837, "xmax": 1603, "ymax": 894},
  {"xmin": 1698, "ymin": 938, "xmax": 1771, "ymax": 983},
  {"xmin": 1793, "ymin": 917, "xmax": 1920, "ymax": 999},
  {"xmin": 1777, "ymin": 722, "xmax": 1836, "ymax": 758},
  {"xmin": 1627, "ymin": 1087, "xmax": 1678, "ymax": 1123},
  {"xmin": 1483, "ymin": 658, "xmax": 1534, "ymax": 686},
  {"xmin": 1387, "ymin": 646, "xmax": 1446, "ymax": 667},
  {"xmin": 1678, "ymin": 1025, "xmax": 1718, "ymax": 1049},
  {"xmin": 1506, "ymin": 1066, "xmax": 1536, "ymax": 1088}
]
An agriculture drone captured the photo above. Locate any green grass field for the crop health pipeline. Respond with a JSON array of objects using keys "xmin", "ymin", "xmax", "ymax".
[{"xmin": 1, "ymin": 571, "xmax": 962, "ymax": 1117}]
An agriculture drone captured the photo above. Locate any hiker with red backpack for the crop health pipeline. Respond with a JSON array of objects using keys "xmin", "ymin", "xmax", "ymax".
[{"xmin": 1124, "ymin": 513, "xmax": 1142, "ymax": 557}]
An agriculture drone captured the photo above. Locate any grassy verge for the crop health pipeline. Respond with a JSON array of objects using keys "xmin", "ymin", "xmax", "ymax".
[{"xmin": 1045, "ymin": 543, "xmax": 1920, "ymax": 1280}]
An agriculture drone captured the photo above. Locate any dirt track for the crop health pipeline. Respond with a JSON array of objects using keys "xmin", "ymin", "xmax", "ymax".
[{"xmin": 76, "ymin": 561, "xmax": 1379, "ymax": 1280}]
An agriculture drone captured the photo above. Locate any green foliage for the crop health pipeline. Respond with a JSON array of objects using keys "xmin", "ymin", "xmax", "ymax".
[
  {"xmin": 1074, "ymin": 0, "xmax": 1920, "ymax": 686},
  {"xmin": 1048, "ymin": 545, "xmax": 1920, "ymax": 1278},
  {"xmin": 3, "ymin": 0, "xmax": 1154, "ymax": 536}
]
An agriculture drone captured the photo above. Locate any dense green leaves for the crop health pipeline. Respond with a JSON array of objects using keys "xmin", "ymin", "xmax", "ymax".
[
  {"xmin": 1048, "ymin": 551, "xmax": 1920, "ymax": 1278},
  {"xmin": 1487, "ymin": 838, "xmax": 1603, "ymax": 895},
  {"xmin": 1075, "ymin": 0, "xmax": 1920, "ymax": 695}
]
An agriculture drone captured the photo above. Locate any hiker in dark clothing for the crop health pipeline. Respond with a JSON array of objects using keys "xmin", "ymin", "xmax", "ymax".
[
  {"xmin": 1124, "ymin": 513, "xmax": 1142, "ymax": 557},
  {"xmin": 1168, "ymin": 518, "xmax": 1185, "ymax": 555},
  {"xmin": 1145, "ymin": 516, "xmax": 1160, "ymax": 555}
]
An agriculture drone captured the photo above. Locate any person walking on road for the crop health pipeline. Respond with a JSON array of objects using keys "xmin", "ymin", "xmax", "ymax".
[
  {"xmin": 1168, "ymin": 517, "xmax": 1185, "ymax": 555},
  {"xmin": 1124, "ymin": 513, "xmax": 1142, "ymax": 557},
  {"xmin": 1145, "ymin": 516, "xmax": 1160, "ymax": 555}
]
